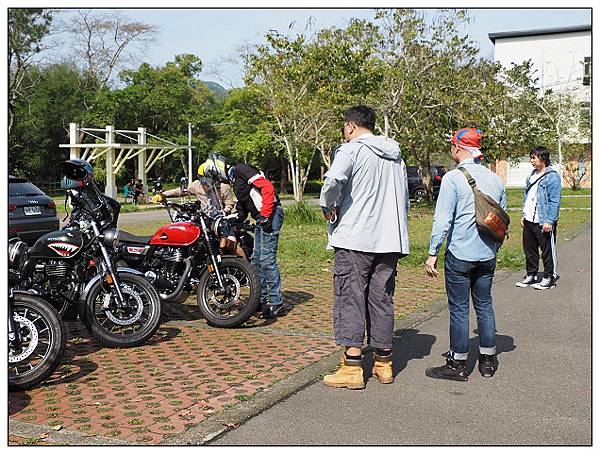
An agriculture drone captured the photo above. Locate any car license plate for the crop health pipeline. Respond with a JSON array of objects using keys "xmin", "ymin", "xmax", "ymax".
[{"xmin": 24, "ymin": 206, "xmax": 42, "ymax": 216}]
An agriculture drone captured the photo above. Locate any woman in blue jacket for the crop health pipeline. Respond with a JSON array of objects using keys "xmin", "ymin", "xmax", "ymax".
[{"xmin": 515, "ymin": 147, "xmax": 562, "ymax": 290}]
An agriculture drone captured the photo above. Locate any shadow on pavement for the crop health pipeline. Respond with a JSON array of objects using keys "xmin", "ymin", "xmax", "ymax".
[
  {"xmin": 363, "ymin": 328, "xmax": 437, "ymax": 380},
  {"xmin": 466, "ymin": 331, "xmax": 516, "ymax": 374},
  {"xmin": 145, "ymin": 325, "xmax": 182, "ymax": 345},
  {"xmin": 8, "ymin": 392, "xmax": 31, "ymax": 417}
]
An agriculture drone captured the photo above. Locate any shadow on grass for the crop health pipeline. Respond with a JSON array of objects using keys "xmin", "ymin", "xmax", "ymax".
[{"xmin": 282, "ymin": 290, "xmax": 314, "ymax": 307}]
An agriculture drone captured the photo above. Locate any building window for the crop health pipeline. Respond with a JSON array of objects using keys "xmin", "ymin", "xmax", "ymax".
[
  {"xmin": 583, "ymin": 56, "xmax": 591, "ymax": 86},
  {"xmin": 580, "ymin": 101, "xmax": 591, "ymax": 130}
]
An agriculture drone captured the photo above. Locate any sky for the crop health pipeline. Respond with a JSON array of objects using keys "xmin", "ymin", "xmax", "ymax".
[{"xmin": 51, "ymin": 7, "xmax": 591, "ymax": 88}]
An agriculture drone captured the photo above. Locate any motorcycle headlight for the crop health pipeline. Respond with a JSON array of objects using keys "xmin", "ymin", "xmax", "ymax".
[
  {"xmin": 103, "ymin": 227, "xmax": 120, "ymax": 248},
  {"xmin": 213, "ymin": 217, "xmax": 232, "ymax": 238},
  {"xmin": 8, "ymin": 238, "xmax": 29, "ymax": 270}
]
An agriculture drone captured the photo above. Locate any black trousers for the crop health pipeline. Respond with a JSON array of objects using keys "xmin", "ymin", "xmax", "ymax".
[{"xmin": 523, "ymin": 220, "xmax": 557, "ymax": 278}]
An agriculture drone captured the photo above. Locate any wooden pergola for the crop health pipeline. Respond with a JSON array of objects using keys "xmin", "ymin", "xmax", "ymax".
[{"xmin": 59, "ymin": 123, "xmax": 193, "ymax": 198}]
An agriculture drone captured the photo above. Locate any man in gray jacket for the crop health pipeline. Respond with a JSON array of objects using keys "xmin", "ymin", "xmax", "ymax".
[{"xmin": 320, "ymin": 105, "xmax": 410, "ymax": 390}]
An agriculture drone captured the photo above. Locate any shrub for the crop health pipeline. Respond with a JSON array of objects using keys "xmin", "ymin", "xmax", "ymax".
[{"xmin": 284, "ymin": 202, "xmax": 322, "ymax": 225}]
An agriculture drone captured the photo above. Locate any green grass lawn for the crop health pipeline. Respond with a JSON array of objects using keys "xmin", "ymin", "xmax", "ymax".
[{"xmin": 120, "ymin": 189, "xmax": 590, "ymax": 276}]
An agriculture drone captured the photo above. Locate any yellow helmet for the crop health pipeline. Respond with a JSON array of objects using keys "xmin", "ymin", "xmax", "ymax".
[
  {"xmin": 203, "ymin": 153, "xmax": 230, "ymax": 183},
  {"xmin": 197, "ymin": 163, "xmax": 205, "ymax": 177}
]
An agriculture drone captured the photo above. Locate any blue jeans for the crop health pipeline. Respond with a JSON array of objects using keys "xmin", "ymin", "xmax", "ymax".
[
  {"xmin": 251, "ymin": 205, "xmax": 284, "ymax": 307},
  {"xmin": 444, "ymin": 251, "xmax": 497, "ymax": 359}
]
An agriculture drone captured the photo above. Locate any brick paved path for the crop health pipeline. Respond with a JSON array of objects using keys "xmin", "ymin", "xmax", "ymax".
[{"xmin": 8, "ymin": 270, "xmax": 445, "ymax": 445}]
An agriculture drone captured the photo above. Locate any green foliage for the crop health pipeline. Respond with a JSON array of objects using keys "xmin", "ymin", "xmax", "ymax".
[
  {"xmin": 283, "ymin": 202, "xmax": 322, "ymax": 225},
  {"xmin": 212, "ymin": 85, "xmax": 280, "ymax": 169},
  {"xmin": 8, "ymin": 9, "xmax": 53, "ymax": 134},
  {"xmin": 9, "ymin": 63, "xmax": 87, "ymax": 180}
]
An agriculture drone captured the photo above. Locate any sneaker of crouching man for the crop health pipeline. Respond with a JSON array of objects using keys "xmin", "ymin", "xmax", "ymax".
[
  {"xmin": 424, "ymin": 128, "xmax": 506, "ymax": 381},
  {"xmin": 319, "ymin": 105, "xmax": 410, "ymax": 390}
]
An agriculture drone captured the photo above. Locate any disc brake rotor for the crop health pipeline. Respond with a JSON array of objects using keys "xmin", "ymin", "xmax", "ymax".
[
  {"xmin": 104, "ymin": 284, "xmax": 144, "ymax": 326},
  {"xmin": 208, "ymin": 273, "xmax": 242, "ymax": 310},
  {"xmin": 9, "ymin": 315, "xmax": 39, "ymax": 363}
]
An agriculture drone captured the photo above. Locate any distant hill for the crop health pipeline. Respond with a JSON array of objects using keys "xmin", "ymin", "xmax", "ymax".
[{"xmin": 202, "ymin": 80, "xmax": 228, "ymax": 100}]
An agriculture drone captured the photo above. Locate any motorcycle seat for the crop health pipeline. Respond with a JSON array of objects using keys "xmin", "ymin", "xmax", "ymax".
[{"xmin": 119, "ymin": 230, "xmax": 153, "ymax": 245}]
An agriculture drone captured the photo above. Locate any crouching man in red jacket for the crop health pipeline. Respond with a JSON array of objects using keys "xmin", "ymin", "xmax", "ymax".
[{"xmin": 203, "ymin": 153, "xmax": 285, "ymax": 319}]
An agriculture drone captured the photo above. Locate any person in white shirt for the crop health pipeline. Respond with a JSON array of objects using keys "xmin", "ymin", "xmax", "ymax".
[{"xmin": 515, "ymin": 147, "xmax": 562, "ymax": 290}]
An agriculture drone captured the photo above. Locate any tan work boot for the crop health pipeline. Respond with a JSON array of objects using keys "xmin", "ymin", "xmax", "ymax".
[
  {"xmin": 372, "ymin": 351, "xmax": 393, "ymax": 384},
  {"xmin": 323, "ymin": 355, "xmax": 365, "ymax": 390}
]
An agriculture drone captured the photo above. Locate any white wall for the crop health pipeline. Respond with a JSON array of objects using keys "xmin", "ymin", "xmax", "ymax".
[
  {"xmin": 506, "ymin": 162, "xmax": 560, "ymax": 188},
  {"xmin": 494, "ymin": 31, "xmax": 591, "ymax": 97},
  {"xmin": 493, "ymin": 30, "xmax": 591, "ymax": 187}
]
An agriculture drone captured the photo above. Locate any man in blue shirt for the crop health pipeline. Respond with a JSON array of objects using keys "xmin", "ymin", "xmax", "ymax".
[{"xmin": 425, "ymin": 128, "xmax": 506, "ymax": 381}]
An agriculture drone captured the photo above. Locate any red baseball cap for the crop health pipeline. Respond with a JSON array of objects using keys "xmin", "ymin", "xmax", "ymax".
[{"xmin": 451, "ymin": 128, "xmax": 483, "ymax": 158}]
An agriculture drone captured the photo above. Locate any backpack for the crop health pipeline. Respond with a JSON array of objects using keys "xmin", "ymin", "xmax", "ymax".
[{"xmin": 458, "ymin": 167, "xmax": 510, "ymax": 243}]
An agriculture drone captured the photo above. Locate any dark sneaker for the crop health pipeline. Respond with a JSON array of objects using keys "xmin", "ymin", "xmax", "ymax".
[
  {"xmin": 261, "ymin": 304, "xmax": 287, "ymax": 319},
  {"xmin": 425, "ymin": 352, "xmax": 468, "ymax": 382},
  {"xmin": 532, "ymin": 277, "xmax": 556, "ymax": 290},
  {"xmin": 515, "ymin": 274, "xmax": 536, "ymax": 287},
  {"xmin": 478, "ymin": 353, "xmax": 498, "ymax": 378}
]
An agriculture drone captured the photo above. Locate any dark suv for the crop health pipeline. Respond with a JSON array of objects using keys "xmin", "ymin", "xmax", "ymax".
[
  {"xmin": 406, "ymin": 166, "xmax": 447, "ymax": 202},
  {"xmin": 9, "ymin": 176, "xmax": 59, "ymax": 244}
]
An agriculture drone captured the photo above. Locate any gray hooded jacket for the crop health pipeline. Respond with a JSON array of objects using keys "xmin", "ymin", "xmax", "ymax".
[{"xmin": 320, "ymin": 133, "xmax": 410, "ymax": 254}]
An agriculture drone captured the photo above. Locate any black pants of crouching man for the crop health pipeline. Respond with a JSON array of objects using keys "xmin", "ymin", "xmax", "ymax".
[{"xmin": 333, "ymin": 248, "xmax": 400, "ymax": 350}]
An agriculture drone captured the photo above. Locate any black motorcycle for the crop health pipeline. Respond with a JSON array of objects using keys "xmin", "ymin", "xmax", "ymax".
[
  {"xmin": 20, "ymin": 160, "xmax": 162, "ymax": 348},
  {"xmin": 8, "ymin": 238, "xmax": 67, "ymax": 391}
]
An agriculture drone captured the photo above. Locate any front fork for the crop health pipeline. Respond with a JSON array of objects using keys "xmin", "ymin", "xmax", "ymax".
[
  {"xmin": 198, "ymin": 216, "xmax": 225, "ymax": 290},
  {"xmin": 8, "ymin": 293, "xmax": 22, "ymax": 352},
  {"xmin": 92, "ymin": 222, "xmax": 126, "ymax": 306}
]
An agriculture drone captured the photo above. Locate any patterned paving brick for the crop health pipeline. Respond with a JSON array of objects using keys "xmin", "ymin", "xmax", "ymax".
[{"xmin": 9, "ymin": 268, "xmax": 444, "ymax": 445}]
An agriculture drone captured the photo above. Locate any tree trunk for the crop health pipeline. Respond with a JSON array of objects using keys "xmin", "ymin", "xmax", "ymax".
[
  {"xmin": 417, "ymin": 148, "xmax": 434, "ymax": 201},
  {"xmin": 279, "ymin": 152, "xmax": 287, "ymax": 194},
  {"xmin": 179, "ymin": 155, "xmax": 188, "ymax": 180}
]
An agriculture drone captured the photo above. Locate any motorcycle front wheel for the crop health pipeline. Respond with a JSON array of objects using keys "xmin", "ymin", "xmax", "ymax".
[
  {"xmin": 9, "ymin": 294, "xmax": 67, "ymax": 391},
  {"xmin": 197, "ymin": 257, "xmax": 260, "ymax": 328},
  {"xmin": 80, "ymin": 272, "xmax": 161, "ymax": 348}
]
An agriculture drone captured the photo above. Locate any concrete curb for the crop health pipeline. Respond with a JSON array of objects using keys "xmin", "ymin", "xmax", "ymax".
[{"xmin": 9, "ymin": 420, "xmax": 124, "ymax": 446}]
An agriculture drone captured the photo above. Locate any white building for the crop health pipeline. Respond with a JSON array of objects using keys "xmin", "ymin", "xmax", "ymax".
[{"xmin": 488, "ymin": 25, "xmax": 591, "ymax": 187}]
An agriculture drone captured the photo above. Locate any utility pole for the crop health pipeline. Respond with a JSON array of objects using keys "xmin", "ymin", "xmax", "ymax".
[{"xmin": 188, "ymin": 123, "xmax": 193, "ymax": 181}]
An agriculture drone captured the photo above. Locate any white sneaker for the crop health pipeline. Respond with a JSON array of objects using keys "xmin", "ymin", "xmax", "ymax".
[
  {"xmin": 532, "ymin": 277, "xmax": 556, "ymax": 290},
  {"xmin": 515, "ymin": 275, "xmax": 536, "ymax": 287}
]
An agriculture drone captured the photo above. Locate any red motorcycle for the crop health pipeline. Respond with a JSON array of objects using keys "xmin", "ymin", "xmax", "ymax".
[{"xmin": 116, "ymin": 200, "xmax": 260, "ymax": 328}]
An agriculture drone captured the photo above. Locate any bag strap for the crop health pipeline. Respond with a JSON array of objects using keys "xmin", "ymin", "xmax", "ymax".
[
  {"xmin": 525, "ymin": 170, "xmax": 556, "ymax": 192},
  {"xmin": 458, "ymin": 167, "xmax": 477, "ymax": 190}
]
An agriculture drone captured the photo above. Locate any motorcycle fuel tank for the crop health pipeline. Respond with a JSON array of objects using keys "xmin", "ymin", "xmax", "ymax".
[
  {"xmin": 29, "ymin": 229, "xmax": 85, "ymax": 259},
  {"xmin": 149, "ymin": 222, "xmax": 201, "ymax": 246}
]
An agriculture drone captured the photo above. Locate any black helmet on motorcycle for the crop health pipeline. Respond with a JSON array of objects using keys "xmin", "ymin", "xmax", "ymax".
[
  {"xmin": 203, "ymin": 153, "xmax": 230, "ymax": 183},
  {"xmin": 60, "ymin": 159, "xmax": 94, "ymax": 189}
]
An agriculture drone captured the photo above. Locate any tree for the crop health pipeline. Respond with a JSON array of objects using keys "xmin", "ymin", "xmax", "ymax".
[
  {"xmin": 244, "ymin": 20, "xmax": 380, "ymax": 201},
  {"xmin": 60, "ymin": 9, "xmax": 157, "ymax": 113},
  {"xmin": 212, "ymin": 85, "xmax": 284, "ymax": 188},
  {"xmin": 368, "ymin": 9, "xmax": 486, "ymax": 199},
  {"xmin": 8, "ymin": 8, "xmax": 53, "ymax": 135},
  {"xmin": 92, "ymin": 54, "xmax": 217, "ymax": 179},
  {"xmin": 462, "ymin": 61, "xmax": 549, "ymax": 172},
  {"xmin": 9, "ymin": 63, "xmax": 88, "ymax": 181}
]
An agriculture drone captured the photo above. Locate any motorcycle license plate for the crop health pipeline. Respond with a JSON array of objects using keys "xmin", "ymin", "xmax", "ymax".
[{"xmin": 24, "ymin": 206, "xmax": 42, "ymax": 216}]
